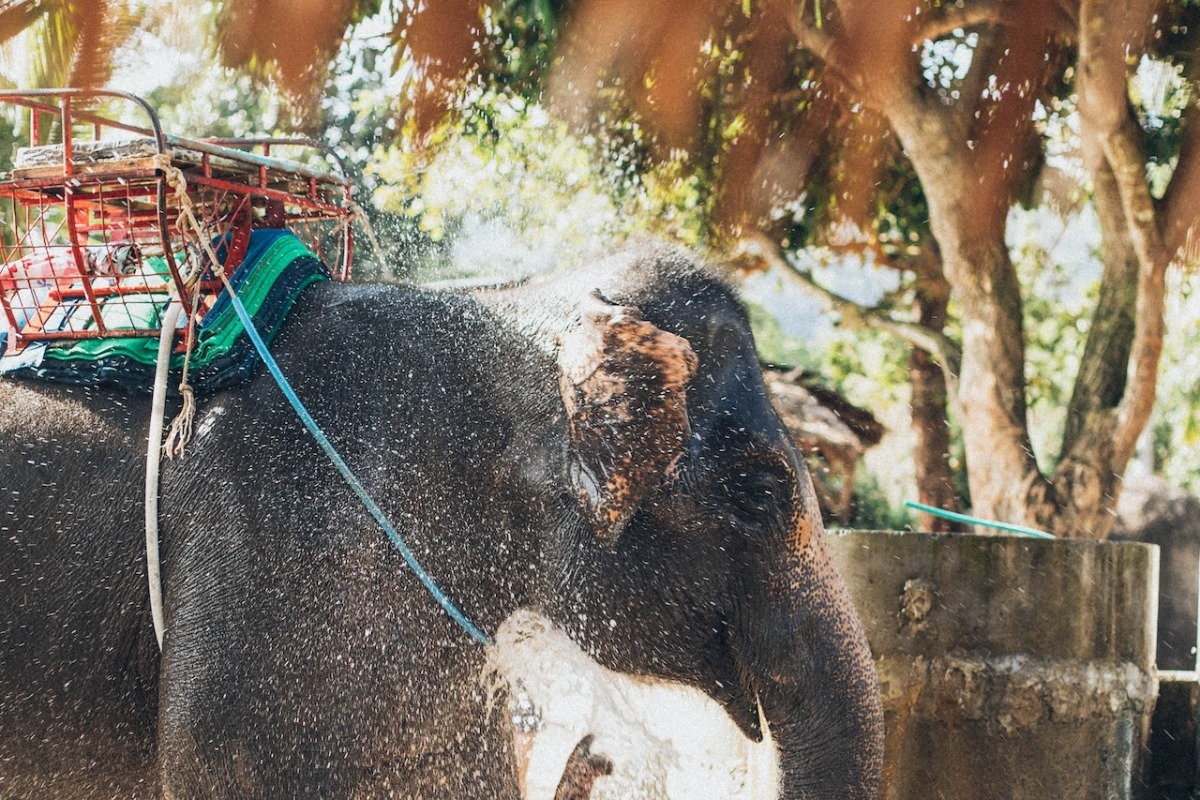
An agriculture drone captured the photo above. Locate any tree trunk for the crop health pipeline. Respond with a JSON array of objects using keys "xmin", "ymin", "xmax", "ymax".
[
  {"xmin": 1027, "ymin": 164, "xmax": 1141, "ymax": 539},
  {"xmin": 908, "ymin": 279, "xmax": 964, "ymax": 532},
  {"xmin": 885, "ymin": 96, "xmax": 1045, "ymax": 531},
  {"xmin": 932, "ymin": 211, "xmax": 1043, "ymax": 529},
  {"xmin": 1062, "ymin": 165, "xmax": 1138, "ymax": 455}
]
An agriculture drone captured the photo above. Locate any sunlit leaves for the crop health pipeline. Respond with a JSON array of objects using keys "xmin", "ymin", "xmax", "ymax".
[
  {"xmin": 1132, "ymin": 55, "xmax": 1195, "ymax": 197},
  {"xmin": 0, "ymin": 0, "xmax": 140, "ymax": 94},
  {"xmin": 921, "ymin": 29, "xmax": 978, "ymax": 102},
  {"xmin": 147, "ymin": 69, "xmax": 280, "ymax": 139},
  {"xmin": 1146, "ymin": 270, "xmax": 1200, "ymax": 490},
  {"xmin": 1007, "ymin": 204, "xmax": 1103, "ymax": 470},
  {"xmin": 370, "ymin": 89, "xmax": 705, "ymax": 276}
]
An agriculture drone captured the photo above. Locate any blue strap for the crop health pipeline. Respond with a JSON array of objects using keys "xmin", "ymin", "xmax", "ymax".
[
  {"xmin": 904, "ymin": 500, "xmax": 1055, "ymax": 539},
  {"xmin": 224, "ymin": 288, "xmax": 494, "ymax": 646}
]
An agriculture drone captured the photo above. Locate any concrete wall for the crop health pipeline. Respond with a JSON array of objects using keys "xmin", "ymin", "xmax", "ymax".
[{"xmin": 828, "ymin": 531, "xmax": 1160, "ymax": 800}]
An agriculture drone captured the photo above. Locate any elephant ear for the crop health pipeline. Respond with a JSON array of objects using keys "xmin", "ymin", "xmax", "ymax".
[{"xmin": 558, "ymin": 290, "xmax": 699, "ymax": 545}]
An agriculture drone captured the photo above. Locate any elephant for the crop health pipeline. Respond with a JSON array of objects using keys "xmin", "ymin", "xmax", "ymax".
[{"xmin": 0, "ymin": 241, "xmax": 884, "ymax": 799}]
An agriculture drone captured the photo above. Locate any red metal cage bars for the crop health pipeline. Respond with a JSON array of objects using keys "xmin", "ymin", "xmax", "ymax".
[{"xmin": 0, "ymin": 89, "xmax": 354, "ymax": 354}]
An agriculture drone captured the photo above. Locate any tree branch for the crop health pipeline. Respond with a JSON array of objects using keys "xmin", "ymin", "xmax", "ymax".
[
  {"xmin": 1160, "ymin": 109, "xmax": 1200, "ymax": 261},
  {"xmin": 781, "ymin": 0, "xmax": 961, "ymax": 157},
  {"xmin": 913, "ymin": 0, "xmax": 1006, "ymax": 41},
  {"xmin": 912, "ymin": 0, "xmax": 1075, "ymax": 43},
  {"xmin": 781, "ymin": 0, "xmax": 911, "ymax": 110},
  {"xmin": 1099, "ymin": 118, "xmax": 1170, "ymax": 468},
  {"xmin": 1102, "ymin": 129, "xmax": 1167, "ymax": 271},
  {"xmin": 1052, "ymin": 0, "xmax": 1080, "ymax": 27},
  {"xmin": 1059, "ymin": 161, "xmax": 1137, "ymax": 460},
  {"xmin": 731, "ymin": 234, "xmax": 962, "ymax": 394},
  {"xmin": 783, "ymin": 8, "xmax": 836, "ymax": 64}
]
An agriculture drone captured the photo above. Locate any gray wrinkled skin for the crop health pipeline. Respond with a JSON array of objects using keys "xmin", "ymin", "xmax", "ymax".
[{"xmin": 0, "ymin": 243, "xmax": 882, "ymax": 799}]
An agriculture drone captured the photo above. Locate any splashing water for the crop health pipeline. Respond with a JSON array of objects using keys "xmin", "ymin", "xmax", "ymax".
[{"xmin": 484, "ymin": 610, "xmax": 780, "ymax": 800}]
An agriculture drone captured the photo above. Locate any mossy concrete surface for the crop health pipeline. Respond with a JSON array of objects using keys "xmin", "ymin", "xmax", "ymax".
[{"xmin": 828, "ymin": 531, "xmax": 1160, "ymax": 800}]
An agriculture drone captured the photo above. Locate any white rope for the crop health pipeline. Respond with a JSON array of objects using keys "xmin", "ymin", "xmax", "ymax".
[
  {"xmin": 140, "ymin": 154, "xmax": 271, "ymax": 647},
  {"xmin": 144, "ymin": 153, "xmax": 207, "ymax": 650},
  {"xmin": 145, "ymin": 299, "xmax": 184, "ymax": 649}
]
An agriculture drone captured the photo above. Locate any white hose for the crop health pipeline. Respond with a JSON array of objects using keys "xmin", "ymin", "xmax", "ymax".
[{"xmin": 145, "ymin": 300, "xmax": 183, "ymax": 649}]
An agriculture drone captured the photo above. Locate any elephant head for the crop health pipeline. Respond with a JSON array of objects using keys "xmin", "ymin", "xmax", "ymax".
[{"xmin": 493, "ymin": 245, "xmax": 885, "ymax": 799}]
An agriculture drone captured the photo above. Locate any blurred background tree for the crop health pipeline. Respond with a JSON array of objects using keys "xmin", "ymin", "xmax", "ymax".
[{"xmin": 2, "ymin": 0, "xmax": 1199, "ymax": 537}]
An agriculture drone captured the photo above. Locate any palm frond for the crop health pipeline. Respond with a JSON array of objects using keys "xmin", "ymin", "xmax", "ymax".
[
  {"xmin": 67, "ymin": 0, "xmax": 140, "ymax": 88},
  {"xmin": 29, "ymin": 0, "xmax": 74, "ymax": 89},
  {"xmin": 218, "ymin": 0, "xmax": 358, "ymax": 98},
  {"xmin": 0, "ymin": 0, "xmax": 47, "ymax": 44}
]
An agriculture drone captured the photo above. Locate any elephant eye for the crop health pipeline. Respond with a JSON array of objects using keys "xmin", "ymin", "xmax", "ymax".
[{"xmin": 720, "ymin": 465, "xmax": 792, "ymax": 529}]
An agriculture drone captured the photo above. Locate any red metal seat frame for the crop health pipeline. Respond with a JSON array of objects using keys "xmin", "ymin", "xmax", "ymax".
[{"xmin": 0, "ymin": 88, "xmax": 354, "ymax": 355}]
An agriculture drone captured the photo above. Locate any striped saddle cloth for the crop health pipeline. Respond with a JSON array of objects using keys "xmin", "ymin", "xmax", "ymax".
[{"xmin": 0, "ymin": 228, "xmax": 328, "ymax": 394}]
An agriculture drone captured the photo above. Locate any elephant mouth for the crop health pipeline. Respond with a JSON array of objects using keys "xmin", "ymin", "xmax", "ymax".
[
  {"xmin": 709, "ymin": 675, "xmax": 762, "ymax": 743},
  {"xmin": 708, "ymin": 625, "xmax": 765, "ymax": 743}
]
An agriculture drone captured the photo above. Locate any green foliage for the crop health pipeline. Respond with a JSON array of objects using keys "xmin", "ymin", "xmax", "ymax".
[
  {"xmin": 745, "ymin": 300, "xmax": 816, "ymax": 368},
  {"xmin": 370, "ymin": 89, "xmax": 709, "ymax": 278},
  {"xmin": 0, "ymin": 1, "xmax": 142, "ymax": 92},
  {"xmin": 0, "ymin": 109, "xmax": 16, "ymax": 174},
  {"xmin": 1132, "ymin": 56, "xmax": 1195, "ymax": 198},
  {"xmin": 820, "ymin": 333, "xmax": 910, "ymax": 395},
  {"xmin": 846, "ymin": 472, "xmax": 915, "ymax": 531},
  {"xmin": 0, "ymin": 110, "xmax": 16, "ymax": 247},
  {"xmin": 482, "ymin": 0, "xmax": 564, "ymax": 96},
  {"xmin": 146, "ymin": 72, "xmax": 279, "ymax": 140},
  {"xmin": 874, "ymin": 156, "xmax": 932, "ymax": 259},
  {"xmin": 1147, "ymin": 271, "xmax": 1200, "ymax": 494},
  {"xmin": 1008, "ymin": 206, "xmax": 1100, "ymax": 470},
  {"xmin": 744, "ymin": 280, "xmax": 925, "ymax": 525},
  {"xmin": 318, "ymin": 26, "xmax": 428, "ymax": 278}
]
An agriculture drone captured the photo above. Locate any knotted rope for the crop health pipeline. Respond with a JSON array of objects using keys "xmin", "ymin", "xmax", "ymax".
[
  {"xmin": 150, "ymin": 153, "xmax": 216, "ymax": 458},
  {"xmin": 154, "ymin": 159, "xmax": 387, "ymax": 457}
]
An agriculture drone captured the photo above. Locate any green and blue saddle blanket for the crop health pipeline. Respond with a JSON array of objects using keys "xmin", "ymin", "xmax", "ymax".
[{"xmin": 0, "ymin": 229, "xmax": 328, "ymax": 394}]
